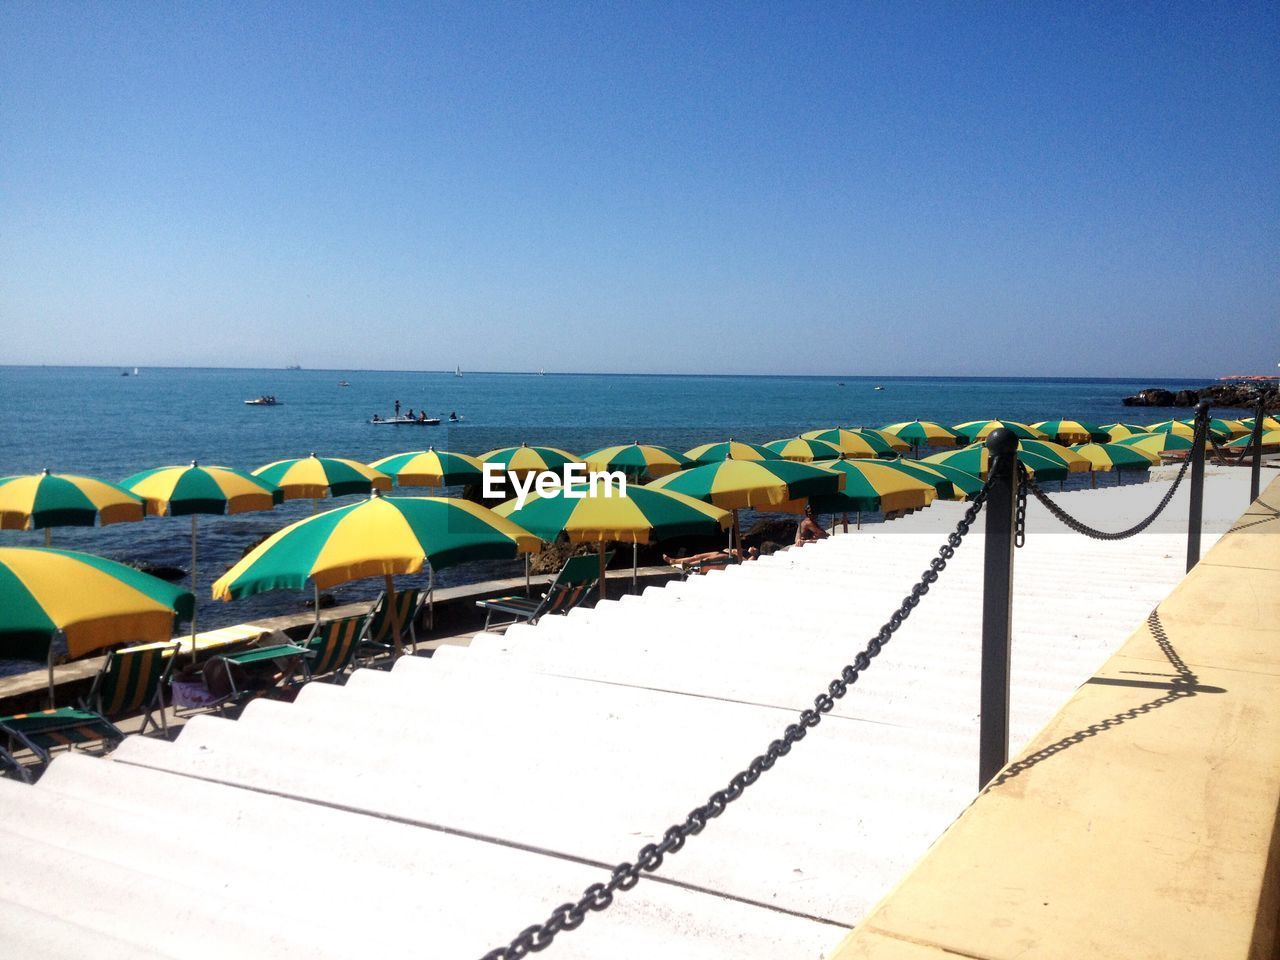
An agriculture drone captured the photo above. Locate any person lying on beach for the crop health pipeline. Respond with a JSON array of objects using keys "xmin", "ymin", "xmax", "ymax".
[
  {"xmin": 795, "ymin": 505, "xmax": 829, "ymax": 547},
  {"xmin": 663, "ymin": 546, "xmax": 758, "ymax": 569}
]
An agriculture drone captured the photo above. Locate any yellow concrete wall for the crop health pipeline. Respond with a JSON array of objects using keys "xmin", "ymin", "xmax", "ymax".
[{"xmin": 832, "ymin": 475, "xmax": 1280, "ymax": 960}]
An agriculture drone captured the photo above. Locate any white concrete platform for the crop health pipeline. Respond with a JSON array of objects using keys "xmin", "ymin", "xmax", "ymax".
[{"xmin": 0, "ymin": 470, "xmax": 1257, "ymax": 958}]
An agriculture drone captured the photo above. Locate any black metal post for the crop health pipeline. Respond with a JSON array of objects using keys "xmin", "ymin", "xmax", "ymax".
[
  {"xmin": 1250, "ymin": 393, "xmax": 1264, "ymax": 503},
  {"xmin": 1186, "ymin": 399, "xmax": 1209, "ymax": 572},
  {"xmin": 979, "ymin": 428, "xmax": 1018, "ymax": 788}
]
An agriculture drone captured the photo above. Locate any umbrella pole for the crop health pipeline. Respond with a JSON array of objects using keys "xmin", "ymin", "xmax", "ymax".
[
  {"xmin": 856, "ymin": 511, "xmax": 861, "ymax": 531},
  {"xmin": 1091, "ymin": 471, "xmax": 1097, "ymax": 490},
  {"xmin": 632, "ymin": 541, "xmax": 638, "ymax": 594},
  {"xmin": 525, "ymin": 554, "xmax": 531, "ymax": 597},
  {"xmin": 314, "ymin": 582, "xmax": 321, "ymax": 626},
  {"xmin": 385, "ymin": 574, "xmax": 403, "ymax": 658},
  {"xmin": 598, "ymin": 544, "xmax": 607, "ymax": 602},
  {"xmin": 43, "ymin": 528, "xmax": 51, "ymax": 548},
  {"xmin": 46, "ymin": 644, "xmax": 56, "ymax": 708},
  {"xmin": 427, "ymin": 563, "xmax": 435, "ymax": 631},
  {"xmin": 190, "ymin": 515, "xmax": 198, "ymax": 643}
]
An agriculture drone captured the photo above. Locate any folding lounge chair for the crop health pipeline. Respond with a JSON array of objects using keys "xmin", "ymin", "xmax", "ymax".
[
  {"xmin": 671, "ymin": 552, "xmax": 739, "ymax": 578},
  {"xmin": 296, "ymin": 613, "xmax": 367, "ymax": 684},
  {"xmin": 476, "ymin": 553, "xmax": 609, "ymax": 630},
  {"xmin": 0, "ymin": 744, "xmax": 32, "ymax": 784},
  {"xmin": 172, "ymin": 643, "xmax": 311, "ymax": 718},
  {"xmin": 84, "ymin": 641, "xmax": 181, "ymax": 737},
  {"xmin": 358, "ymin": 588, "xmax": 424, "ymax": 663},
  {"xmin": 0, "ymin": 709, "xmax": 125, "ymax": 769}
]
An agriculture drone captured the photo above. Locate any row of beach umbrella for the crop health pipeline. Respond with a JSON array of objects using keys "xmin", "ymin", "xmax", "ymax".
[{"xmin": 3, "ymin": 414, "xmax": 1275, "ymax": 691}]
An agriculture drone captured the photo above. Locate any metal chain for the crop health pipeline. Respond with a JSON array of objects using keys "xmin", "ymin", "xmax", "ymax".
[
  {"xmin": 1020, "ymin": 414, "xmax": 1206, "ymax": 541},
  {"xmin": 1014, "ymin": 466, "xmax": 1027, "ymax": 548},
  {"xmin": 479, "ymin": 481, "xmax": 994, "ymax": 960}
]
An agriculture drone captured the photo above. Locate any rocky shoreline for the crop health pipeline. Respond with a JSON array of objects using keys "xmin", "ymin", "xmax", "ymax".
[{"xmin": 1123, "ymin": 382, "xmax": 1279, "ymax": 411}]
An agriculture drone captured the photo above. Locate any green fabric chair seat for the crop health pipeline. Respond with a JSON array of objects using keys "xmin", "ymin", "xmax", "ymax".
[{"xmin": 0, "ymin": 708, "xmax": 124, "ymax": 766}]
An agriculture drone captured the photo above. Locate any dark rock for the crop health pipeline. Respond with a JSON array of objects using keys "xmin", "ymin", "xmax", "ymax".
[
  {"xmin": 1121, "ymin": 388, "xmax": 1176, "ymax": 407},
  {"xmin": 133, "ymin": 564, "xmax": 187, "ymax": 582},
  {"xmin": 305, "ymin": 593, "xmax": 338, "ymax": 610},
  {"xmin": 1173, "ymin": 389, "xmax": 1200, "ymax": 406}
]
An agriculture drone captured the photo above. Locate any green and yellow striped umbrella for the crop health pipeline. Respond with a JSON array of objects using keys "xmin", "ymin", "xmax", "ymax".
[
  {"xmin": 496, "ymin": 483, "xmax": 731, "ymax": 596},
  {"xmin": 879, "ymin": 459, "xmax": 981, "ymax": 501},
  {"xmin": 850, "ymin": 428, "xmax": 910, "ymax": 454},
  {"xmin": 0, "ymin": 471, "xmax": 144, "ymax": 544},
  {"xmin": 122, "ymin": 461, "xmax": 281, "ymax": 516},
  {"xmin": 1145, "ymin": 420, "xmax": 1231, "ymax": 443},
  {"xmin": 253, "ymin": 453, "xmax": 391, "ymax": 501},
  {"xmin": 1070, "ymin": 442, "xmax": 1160, "ymax": 471},
  {"xmin": 787, "ymin": 459, "xmax": 937, "ymax": 515},
  {"xmin": 1215, "ymin": 418, "xmax": 1251, "ymax": 440},
  {"xmin": 1032, "ymin": 420, "xmax": 1110, "ymax": 444},
  {"xmin": 122, "ymin": 461, "xmax": 280, "ymax": 639},
  {"xmin": 1100, "ymin": 423, "xmax": 1149, "ymax": 440},
  {"xmin": 764, "ymin": 436, "xmax": 845, "ymax": 462},
  {"xmin": 1014, "ymin": 440, "xmax": 1092, "ymax": 474},
  {"xmin": 369, "ymin": 448, "xmax": 485, "ymax": 488},
  {"xmin": 480, "ymin": 444, "xmax": 579, "ymax": 480},
  {"xmin": 1114, "ymin": 432, "xmax": 1192, "ymax": 456},
  {"xmin": 799, "ymin": 428, "xmax": 884, "ymax": 459},
  {"xmin": 923, "ymin": 446, "xmax": 1069, "ymax": 482},
  {"xmin": 683, "ymin": 439, "xmax": 780, "ymax": 465},
  {"xmin": 881, "ymin": 421, "xmax": 965, "ymax": 449},
  {"xmin": 0, "ymin": 546, "xmax": 194, "ymax": 662},
  {"xmin": 1242, "ymin": 416, "xmax": 1280, "ymax": 433},
  {"xmin": 214, "ymin": 494, "xmax": 540, "ymax": 599},
  {"xmin": 1227, "ymin": 430, "xmax": 1280, "ymax": 450},
  {"xmin": 646, "ymin": 458, "xmax": 844, "ymax": 510},
  {"xmin": 953, "ymin": 420, "xmax": 1047, "ymax": 442},
  {"xmin": 582, "ymin": 442, "xmax": 691, "ymax": 479}
]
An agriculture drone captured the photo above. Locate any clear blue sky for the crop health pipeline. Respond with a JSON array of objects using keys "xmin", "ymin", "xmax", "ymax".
[{"xmin": 2, "ymin": 1, "xmax": 1276, "ymax": 377}]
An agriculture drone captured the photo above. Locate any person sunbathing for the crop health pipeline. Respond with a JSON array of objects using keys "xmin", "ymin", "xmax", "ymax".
[
  {"xmin": 664, "ymin": 546, "xmax": 758, "ymax": 569},
  {"xmin": 795, "ymin": 504, "xmax": 829, "ymax": 547}
]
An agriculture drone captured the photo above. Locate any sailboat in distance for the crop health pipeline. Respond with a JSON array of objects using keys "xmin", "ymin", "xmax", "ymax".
[{"xmin": 455, "ymin": 365, "xmax": 463, "ymax": 378}]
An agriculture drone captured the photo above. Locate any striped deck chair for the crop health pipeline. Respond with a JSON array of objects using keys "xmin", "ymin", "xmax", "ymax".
[
  {"xmin": 297, "ymin": 614, "xmax": 367, "ymax": 684},
  {"xmin": 676, "ymin": 552, "xmax": 739, "ymax": 578},
  {"xmin": 358, "ymin": 588, "xmax": 424, "ymax": 663},
  {"xmin": 84, "ymin": 641, "xmax": 180, "ymax": 737},
  {"xmin": 0, "ymin": 709, "xmax": 125, "ymax": 768},
  {"xmin": 476, "ymin": 553, "xmax": 609, "ymax": 630}
]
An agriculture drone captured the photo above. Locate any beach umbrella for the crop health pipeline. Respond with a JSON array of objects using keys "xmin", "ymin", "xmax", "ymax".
[
  {"xmin": 1100, "ymin": 423, "xmax": 1150, "ymax": 440},
  {"xmin": 923, "ymin": 446, "xmax": 1069, "ymax": 483},
  {"xmin": 1146, "ymin": 420, "xmax": 1230, "ymax": 444},
  {"xmin": 369, "ymin": 448, "xmax": 484, "ymax": 488},
  {"xmin": 1013, "ymin": 440, "xmax": 1092, "ymax": 474},
  {"xmin": 582, "ymin": 442, "xmax": 691, "ymax": 480},
  {"xmin": 772, "ymin": 459, "xmax": 937, "ymax": 528},
  {"xmin": 1227, "ymin": 430, "xmax": 1280, "ymax": 451},
  {"xmin": 495, "ymin": 483, "xmax": 730, "ymax": 595},
  {"xmin": 1114, "ymin": 432, "xmax": 1193, "ymax": 457},
  {"xmin": 881, "ymin": 421, "xmax": 965, "ymax": 450},
  {"xmin": 764, "ymin": 437, "xmax": 845, "ymax": 462},
  {"xmin": 1069, "ymin": 442, "xmax": 1160, "ymax": 487},
  {"xmin": 214, "ymin": 493, "xmax": 540, "ymax": 655},
  {"xmin": 1032, "ymin": 420, "xmax": 1110, "ymax": 444},
  {"xmin": 480, "ymin": 444, "xmax": 579, "ymax": 480},
  {"xmin": 647, "ymin": 458, "xmax": 844, "ymax": 551},
  {"xmin": 253, "ymin": 454, "xmax": 391, "ymax": 506},
  {"xmin": 0, "ymin": 470, "xmax": 145, "ymax": 545},
  {"xmin": 878, "ymin": 459, "xmax": 980, "ymax": 501},
  {"xmin": 0, "ymin": 547, "xmax": 193, "ymax": 701},
  {"xmin": 850, "ymin": 428, "xmax": 910, "ymax": 454},
  {"xmin": 683, "ymin": 439, "xmax": 780, "ymax": 465},
  {"xmin": 1211, "ymin": 418, "xmax": 1251, "ymax": 440},
  {"xmin": 799, "ymin": 428, "xmax": 885, "ymax": 459},
  {"xmin": 953, "ymin": 420, "xmax": 1047, "ymax": 442},
  {"xmin": 121, "ymin": 461, "xmax": 281, "ymax": 640},
  {"xmin": 1242, "ymin": 416, "xmax": 1280, "ymax": 433}
]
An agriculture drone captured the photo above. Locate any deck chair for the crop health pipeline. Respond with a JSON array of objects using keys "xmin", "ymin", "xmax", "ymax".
[
  {"xmin": 670, "ymin": 552, "xmax": 739, "ymax": 578},
  {"xmin": 172, "ymin": 643, "xmax": 311, "ymax": 717},
  {"xmin": 477, "ymin": 553, "xmax": 609, "ymax": 630},
  {"xmin": 0, "ymin": 709, "xmax": 125, "ymax": 769},
  {"xmin": 0, "ymin": 744, "xmax": 32, "ymax": 783},
  {"xmin": 358, "ymin": 588, "xmax": 425, "ymax": 663},
  {"xmin": 296, "ymin": 613, "xmax": 367, "ymax": 684},
  {"xmin": 83, "ymin": 641, "xmax": 180, "ymax": 737}
]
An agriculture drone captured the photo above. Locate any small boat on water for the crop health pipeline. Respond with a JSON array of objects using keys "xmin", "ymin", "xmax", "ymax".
[
  {"xmin": 370, "ymin": 415, "xmax": 441, "ymax": 425},
  {"xmin": 874, "ymin": 385, "xmax": 885, "ymax": 391},
  {"xmin": 245, "ymin": 396, "xmax": 282, "ymax": 406},
  {"xmin": 454, "ymin": 366, "xmax": 463, "ymax": 378},
  {"xmin": 338, "ymin": 380, "xmax": 350, "ymax": 387}
]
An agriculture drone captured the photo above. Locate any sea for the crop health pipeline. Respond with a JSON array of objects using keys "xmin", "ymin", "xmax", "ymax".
[{"xmin": 0, "ymin": 366, "xmax": 1216, "ymax": 659}]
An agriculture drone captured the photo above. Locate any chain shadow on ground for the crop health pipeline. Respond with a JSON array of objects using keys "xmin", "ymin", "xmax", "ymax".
[{"xmin": 986, "ymin": 609, "xmax": 1224, "ymax": 790}]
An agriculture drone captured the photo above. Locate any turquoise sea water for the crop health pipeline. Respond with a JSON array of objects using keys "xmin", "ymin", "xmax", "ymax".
[{"xmin": 0, "ymin": 366, "xmax": 1211, "ymax": 640}]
